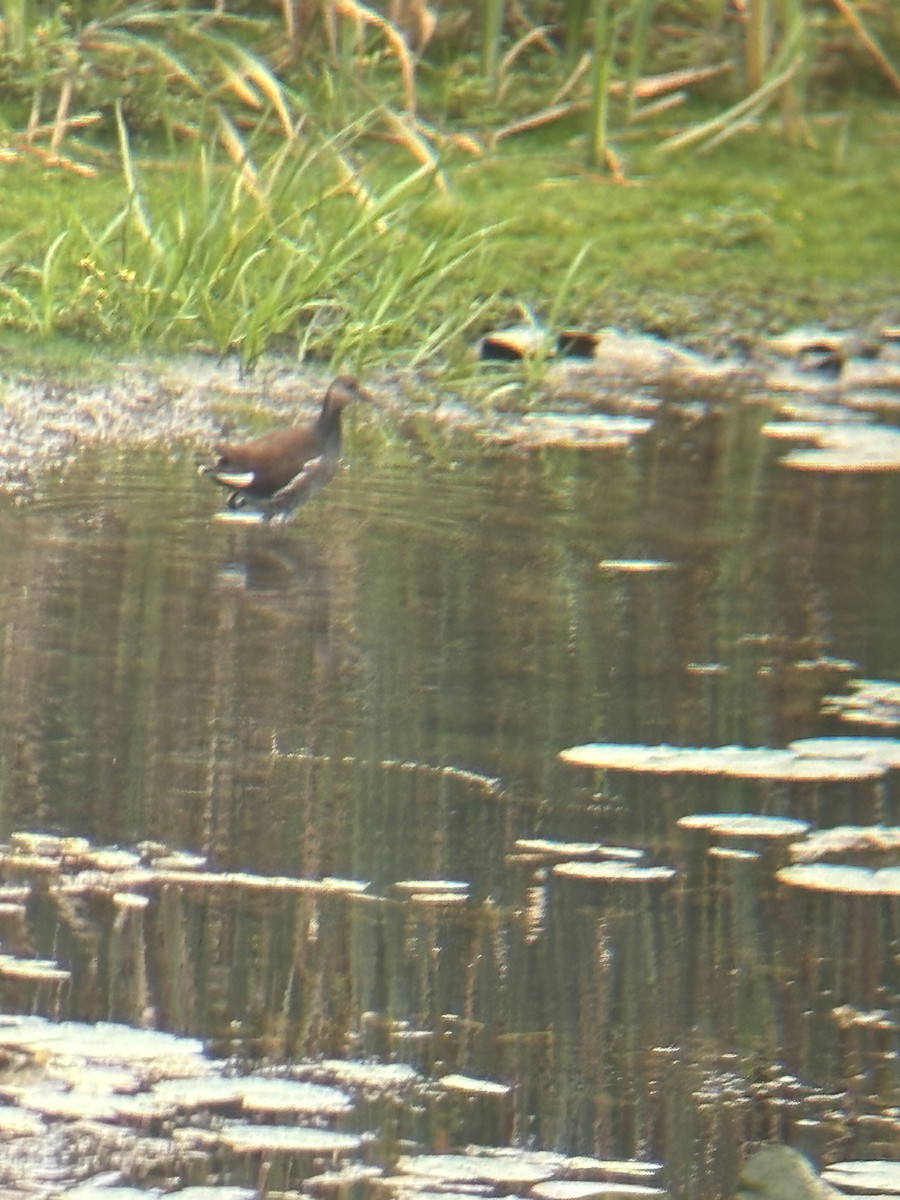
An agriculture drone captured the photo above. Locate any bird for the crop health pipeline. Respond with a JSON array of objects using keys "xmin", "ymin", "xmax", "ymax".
[{"xmin": 204, "ymin": 376, "xmax": 367, "ymax": 521}]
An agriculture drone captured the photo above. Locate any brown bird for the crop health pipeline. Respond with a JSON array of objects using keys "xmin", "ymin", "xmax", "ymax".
[{"xmin": 206, "ymin": 376, "xmax": 367, "ymax": 520}]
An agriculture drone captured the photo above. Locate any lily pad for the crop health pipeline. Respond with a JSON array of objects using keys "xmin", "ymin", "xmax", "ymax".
[
  {"xmin": 553, "ymin": 862, "xmax": 676, "ymax": 884},
  {"xmin": 763, "ymin": 420, "xmax": 900, "ymax": 471},
  {"xmin": 306, "ymin": 1166, "xmax": 385, "ymax": 1191},
  {"xmin": 789, "ymin": 825, "xmax": 900, "ymax": 863},
  {"xmin": 152, "ymin": 1076, "xmax": 246, "ymax": 1109},
  {"xmin": 513, "ymin": 839, "xmax": 643, "ymax": 862},
  {"xmin": 0, "ymin": 1016, "xmax": 208, "ymax": 1074},
  {"xmin": 564, "ymin": 1161, "xmax": 663, "ymax": 1180},
  {"xmin": 238, "ymin": 1077, "xmax": 353, "ymax": 1115},
  {"xmin": 395, "ymin": 1150, "xmax": 560, "ymax": 1186},
  {"xmin": 64, "ymin": 1186, "xmax": 162, "ymax": 1200},
  {"xmin": 821, "ymin": 1161, "xmax": 900, "ymax": 1195},
  {"xmin": 0, "ymin": 954, "xmax": 70, "ymax": 981},
  {"xmin": 677, "ymin": 814, "xmax": 810, "ymax": 839},
  {"xmin": 8, "ymin": 1083, "xmax": 172, "ymax": 1123},
  {"xmin": 597, "ymin": 560, "xmax": 676, "ymax": 573},
  {"xmin": 392, "ymin": 880, "xmax": 470, "ymax": 895},
  {"xmin": 171, "ymin": 1190, "xmax": 256, "ymax": 1200},
  {"xmin": 789, "ymin": 736, "xmax": 900, "ymax": 766},
  {"xmin": 822, "ymin": 680, "xmax": 900, "ymax": 729},
  {"xmin": 532, "ymin": 1185, "xmax": 665, "ymax": 1200},
  {"xmin": 776, "ymin": 864, "xmax": 900, "ymax": 894},
  {"xmin": 440, "ymin": 1074, "xmax": 511, "ymax": 1097},
  {"xmin": 218, "ymin": 1123, "xmax": 363, "ymax": 1154},
  {"xmin": 0, "ymin": 1108, "xmax": 45, "ymax": 1136},
  {"xmin": 559, "ymin": 743, "xmax": 884, "ymax": 781},
  {"xmin": 483, "ymin": 412, "xmax": 653, "ymax": 451},
  {"xmin": 298, "ymin": 1060, "xmax": 421, "ymax": 1091}
]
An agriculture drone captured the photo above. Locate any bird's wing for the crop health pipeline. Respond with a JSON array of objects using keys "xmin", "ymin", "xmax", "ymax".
[{"xmin": 270, "ymin": 456, "xmax": 328, "ymax": 504}]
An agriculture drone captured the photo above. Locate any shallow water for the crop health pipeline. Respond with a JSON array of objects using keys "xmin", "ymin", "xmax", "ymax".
[{"xmin": 0, "ymin": 386, "xmax": 897, "ymax": 1197}]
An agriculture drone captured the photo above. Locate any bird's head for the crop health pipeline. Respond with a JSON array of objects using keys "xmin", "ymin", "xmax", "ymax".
[{"xmin": 325, "ymin": 376, "xmax": 370, "ymax": 411}]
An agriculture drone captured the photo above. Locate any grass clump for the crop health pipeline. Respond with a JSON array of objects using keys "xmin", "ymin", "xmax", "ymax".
[
  {"xmin": 0, "ymin": 3, "xmax": 898, "ymax": 372},
  {"xmin": 0, "ymin": 108, "xmax": 500, "ymax": 372}
]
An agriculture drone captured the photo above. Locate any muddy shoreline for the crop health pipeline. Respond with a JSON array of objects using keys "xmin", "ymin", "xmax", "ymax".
[{"xmin": 1, "ymin": 326, "xmax": 899, "ymax": 498}]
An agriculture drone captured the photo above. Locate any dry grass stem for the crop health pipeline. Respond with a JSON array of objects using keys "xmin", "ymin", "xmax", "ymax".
[
  {"xmin": 50, "ymin": 75, "xmax": 75, "ymax": 154},
  {"xmin": 830, "ymin": 0, "xmax": 900, "ymax": 93},
  {"xmin": 551, "ymin": 53, "xmax": 591, "ymax": 105},
  {"xmin": 628, "ymin": 92, "xmax": 688, "ymax": 122},
  {"xmin": 616, "ymin": 62, "xmax": 733, "ymax": 99},
  {"xmin": 493, "ymin": 101, "xmax": 589, "ymax": 144},
  {"xmin": 334, "ymin": 0, "xmax": 418, "ymax": 114},
  {"xmin": 379, "ymin": 108, "xmax": 447, "ymax": 189},
  {"xmin": 658, "ymin": 56, "xmax": 802, "ymax": 153},
  {"xmin": 217, "ymin": 111, "xmax": 263, "ymax": 201}
]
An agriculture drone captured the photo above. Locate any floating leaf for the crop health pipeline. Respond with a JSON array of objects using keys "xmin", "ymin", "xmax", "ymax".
[
  {"xmin": 395, "ymin": 1150, "xmax": 560, "ymax": 1185},
  {"xmin": 553, "ymin": 862, "xmax": 676, "ymax": 884},
  {"xmin": 0, "ymin": 954, "xmax": 70, "ymax": 981},
  {"xmin": 822, "ymin": 1161, "xmax": 900, "ymax": 1194},
  {"xmin": 776, "ymin": 864, "xmax": 900, "ymax": 894},
  {"xmin": 789, "ymin": 825, "xmax": 900, "ymax": 864},
  {"xmin": 532, "ymin": 1185, "xmax": 665, "ymax": 1200},
  {"xmin": 440, "ymin": 1074, "xmax": 511, "ymax": 1097},
  {"xmin": 238, "ymin": 1078, "xmax": 353, "ymax": 1115},
  {"xmin": 298, "ymin": 1060, "xmax": 420, "ymax": 1091},
  {"xmin": 789, "ymin": 736, "xmax": 900, "ymax": 765},
  {"xmin": 822, "ymin": 680, "xmax": 900, "ymax": 729},
  {"xmin": 514, "ymin": 839, "xmax": 644, "ymax": 862},
  {"xmin": 763, "ymin": 420, "xmax": 900, "ymax": 471},
  {"xmin": 483, "ymin": 413, "xmax": 653, "ymax": 450},
  {"xmin": 392, "ymin": 880, "xmax": 470, "ymax": 895},
  {"xmin": 598, "ymin": 560, "xmax": 677, "ymax": 573},
  {"xmin": 559, "ymin": 742, "xmax": 885, "ymax": 781},
  {"xmin": 0, "ymin": 1016, "xmax": 207, "ymax": 1074},
  {"xmin": 677, "ymin": 814, "xmax": 811, "ymax": 840},
  {"xmin": 218, "ymin": 1123, "xmax": 363, "ymax": 1154}
]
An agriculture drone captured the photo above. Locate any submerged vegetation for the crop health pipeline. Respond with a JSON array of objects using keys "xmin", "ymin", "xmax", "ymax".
[{"xmin": 0, "ymin": 1, "xmax": 898, "ymax": 369}]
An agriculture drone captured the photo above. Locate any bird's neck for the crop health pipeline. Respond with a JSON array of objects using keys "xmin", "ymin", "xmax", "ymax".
[{"xmin": 315, "ymin": 401, "xmax": 343, "ymax": 447}]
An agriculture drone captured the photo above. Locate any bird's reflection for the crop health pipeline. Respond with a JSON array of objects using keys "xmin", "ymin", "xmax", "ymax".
[{"xmin": 216, "ymin": 533, "xmax": 329, "ymax": 606}]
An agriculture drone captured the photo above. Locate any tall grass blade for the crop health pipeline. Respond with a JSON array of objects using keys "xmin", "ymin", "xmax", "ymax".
[
  {"xmin": 481, "ymin": 0, "xmax": 504, "ymax": 95},
  {"xmin": 565, "ymin": 0, "xmax": 592, "ymax": 64},
  {"xmin": 217, "ymin": 109, "xmax": 263, "ymax": 202},
  {"xmin": 114, "ymin": 102, "xmax": 157, "ymax": 249},
  {"xmin": 745, "ymin": 0, "xmax": 769, "ymax": 93},
  {"xmin": 586, "ymin": 0, "xmax": 613, "ymax": 171},
  {"xmin": 624, "ymin": 0, "xmax": 658, "ymax": 119},
  {"xmin": 548, "ymin": 241, "xmax": 593, "ymax": 333},
  {"xmin": 39, "ymin": 231, "xmax": 69, "ymax": 336}
]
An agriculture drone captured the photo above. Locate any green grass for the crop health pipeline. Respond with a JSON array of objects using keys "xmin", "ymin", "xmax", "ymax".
[
  {"xmin": 427, "ymin": 103, "xmax": 900, "ymax": 346},
  {"xmin": 0, "ymin": 0, "xmax": 898, "ymax": 374},
  {"xmin": 1, "ymin": 97, "xmax": 899, "ymax": 373}
]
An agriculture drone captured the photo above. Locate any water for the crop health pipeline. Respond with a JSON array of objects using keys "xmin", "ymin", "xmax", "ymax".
[{"xmin": 0, "ymin": 392, "xmax": 897, "ymax": 1197}]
